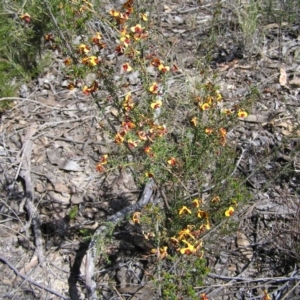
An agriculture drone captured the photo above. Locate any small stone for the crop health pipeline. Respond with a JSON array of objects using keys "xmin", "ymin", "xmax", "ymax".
[{"xmin": 71, "ymin": 195, "xmax": 83, "ymax": 204}]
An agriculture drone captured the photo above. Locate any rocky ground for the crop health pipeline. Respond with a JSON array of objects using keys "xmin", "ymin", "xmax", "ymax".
[{"xmin": 1, "ymin": 0, "xmax": 300, "ymax": 299}]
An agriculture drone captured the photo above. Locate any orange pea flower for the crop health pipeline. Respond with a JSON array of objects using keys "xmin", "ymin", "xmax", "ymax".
[
  {"xmin": 145, "ymin": 172, "xmax": 154, "ymax": 178},
  {"xmin": 223, "ymin": 109, "xmax": 232, "ymax": 115},
  {"xmin": 219, "ymin": 127, "xmax": 227, "ymax": 137},
  {"xmin": 201, "ymin": 294, "xmax": 209, "ymax": 300},
  {"xmin": 205, "ymin": 128, "xmax": 214, "ymax": 135},
  {"xmin": 121, "ymin": 63, "xmax": 132, "ymax": 72},
  {"xmin": 96, "ymin": 154, "xmax": 108, "ymax": 172},
  {"xmin": 64, "ymin": 57, "xmax": 72, "ymax": 65},
  {"xmin": 92, "ymin": 32, "xmax": 102, "ymax": 44},
  {"xmin": 82, "ymin": 81, "xmax": 98, "ymax": 95},
  {"xmin": 167, "ymin": 157, "xmax": 177, "ymax": 166},
  {"xmin": 122, "ymin": 121, "xmax": 136, "ymax": 130},
  {"xmin": 20, "ymin": 13, "xmax": 31, "ymax": 23},
  {"xmin": 131, "ymin": 24, "xmax": 144, "ymax": 33},
  {"xmin": 144, "ymin": 146, "xmax": 152, "ymax": 153}
]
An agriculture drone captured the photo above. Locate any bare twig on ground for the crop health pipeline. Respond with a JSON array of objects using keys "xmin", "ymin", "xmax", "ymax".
[
  {"xmin": 0, "ymin": 255, "xmax": 69, "ymax": 300},
  {"xmin": 19, "ymin": 124, "xmax": 45, "ymax": 267},
  {"xmin": 207, "ymin": 271, "xmax": 300, "ymax": 283},
  {"xmin": 85, "ymin": 179, "xmax": 156, "ymax": 300}
]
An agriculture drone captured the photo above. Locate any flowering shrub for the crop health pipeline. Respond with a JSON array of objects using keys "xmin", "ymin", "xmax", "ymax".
[{"xmin": 12, "ymin": 0, "xmax": 252, "ymax": 298}]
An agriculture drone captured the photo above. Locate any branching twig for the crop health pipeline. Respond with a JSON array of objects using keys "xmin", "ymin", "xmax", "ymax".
[
  {"xmin": 19, "ymin": 124, "xmax": 45, "ymax": 267},
  {"xmin": 0, "ymin": 255, "xmax": 69, "ymax": 300},
  {"xmin": 85, "ymin": 179, "xmax": 155, "ymax": 300}
]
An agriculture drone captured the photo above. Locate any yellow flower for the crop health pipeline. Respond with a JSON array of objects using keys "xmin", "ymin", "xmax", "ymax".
[
  {"xmin": 132, "ymin": 212, "xmax": 141, "ymax": 224},
  {"xmin": 82, "ymin": 56, "xmax": 98, "ymax": 67},
  {"xmin": 192, "ymin": 199, "xmax": 201, "ymax": 208},
  {"xmin": 179, "ymin": 206, "xmax": 192, "ymax": 215},
  {"xmin": 138, "ymin": 131, "xmax": 147, "ymax": 141},
  {"xmin": 223, "ymin": 109, "xmax": 232, "ymax": 115},
  {"xmin": 114, "ymin": 132, "xmax": 125, "ymax": 144},
  {"xmin": 197, "ymin": 210, "xmax": 208, "ymax": 218},
  {"xmin": 216, "ymin": 92, "xmax": 222, "ymax": 101},
  {"xmin": 211, "ymin": 196, "xmax": 220, "ymax": 203},
  {"xmin": 127, "ymin": 139, "xmax": 139, "ymax": 148},
  {"xmin": 158, "ymin": 63, "xmax": 170, "ymax": 73},
  {"xmin": 123, "ymin": 92, "xmax": 134, "ymax": 111},
  {"xmin": 149, "ymin": 82, "xmax": 159, "ymax": 94},
  {"xmin": 206, "ymin": 96, "xmax": 213, "ymax": 104},
  {"xmin": 179, "ymin": 240, "xmax": 202, "ymax": 255},
  {"xmin": 140, "ymin": 13, "xmax": 148, "ymax": 21},
  {"xmin": 109, "ymin": 9, "xmax": 121, "ymax": 17},
  {"xmin": 78, "ymin": 44, "xmax": 90, "ymax": 54},
  {"xmin": 190, "ymin": 117, "xmax": 197, "ymax": 127},
  {"xmin": 179, "ymin": 240, "xmax": 196, "ymax": 254},
  {"xmin": 225, "ymin": 206, "xmax": 235, "ymax": 217},
  {"xmin": 200, "ymin": 103, "xmax": 210, "ymax": 111},
  {"xmin": 150, "ymin": 99, "xmax": 162, "ymax": 109},
  {"xmin": 151, "ymin": 246, "xmax": 168, "ymax": 259},
  {"xmin": 178, "ymin": 228, "xmax": 195, "ymax": 240},
  {"xmin": 237, "ymin": 110, "xmax": 248, "ymax": 118},
  {"xmin": 205, "ymin": 221, "xmax": 211, "ymax": 230}
]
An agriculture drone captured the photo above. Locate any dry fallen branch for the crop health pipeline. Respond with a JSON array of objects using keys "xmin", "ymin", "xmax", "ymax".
[
  {"xmin": 0, "ymin": 255, "xmax": 69, "ymax": 300},
  {"xmin": 85, "ymin": 179, "xmax": 156, "ymax": 300},
  {"xmin": 19, "ymin": 124, "xmax": 45, "ymax": 267}
]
